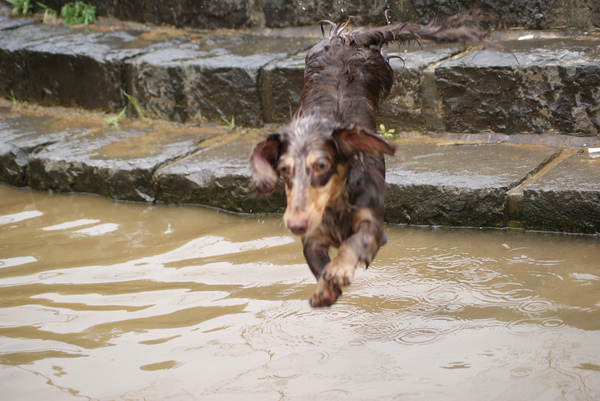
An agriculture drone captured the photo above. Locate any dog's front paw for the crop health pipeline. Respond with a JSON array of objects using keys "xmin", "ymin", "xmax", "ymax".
[
  {"xmin": 322, "ymin": 256, "xmax": 355, "ymax": 287},
  {"xmin": 309, "ymin": 278, "xmax": 342, "ymax": 307}
]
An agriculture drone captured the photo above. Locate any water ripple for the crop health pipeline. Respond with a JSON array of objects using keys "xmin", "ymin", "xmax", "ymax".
[
  {"xmin": 242, "ymin": 302, "xmax": 323, "ymax": 348},
  {"xmin": 395, "ymin": 327, "xmax": 445, "ymax": 345}
]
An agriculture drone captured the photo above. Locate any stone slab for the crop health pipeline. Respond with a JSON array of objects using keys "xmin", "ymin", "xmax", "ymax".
[
  {"xmin": 0, "ymin": 24, "xmax": 66, "ymax": 102},
  {"xmin": 523, "ymin": 151, "xmax": 600, "ymax": 234},
  {"xmin": 0, "ymin": 114, "xmax": 90, "ymax": 186},
  {"xmin": 259, "ymin": 52, "xmax": 306, "ymax": 124},
  {"xmin": 156, "ymin": 131, "xmax": 286, "ymax": 213},
  {"xmin": 435, "ymin": 35, "xmax": 600, "ymax": 136},
  {"xmin": 0, "ymin": 23, "xmax": 188, "ymax": 111},
  {"xmin": 379, "ymin": 44, "xmax": 462, "ymax": 133},
  {"xmin": 2, "ymin": 108, "xmax": 599, "ymax": 234},
  {"xmin": 262, "ymin": 0, "xmax": 415, "ymax": 28},
  {"xmin": 409, "ymin": 0, "xmax": 599, "ymax": 30},
  {"xmin": 126, "ymin": 32, "xmax": 314, "ymax": 126},
  {"xmin": 3, "ymin": 21, "xmax": 600, "ymax": 139},
  {"xmin": 384, "ymin": 140, "xmax": 560, "ymax": 227},
  {"xmin": 40, "ymin": 0, "xmax": 252, "ymax": 29},
  {"xmin": 27, "ymin": 124, "xmax": 216, "ymax": 202},
  {"xmin": 0, "ymin": 14, "xmax": 37, "ymax": 30},
  {"xmin": 24, "ymin": 0, "xmax": 600, "ymax": 30}
]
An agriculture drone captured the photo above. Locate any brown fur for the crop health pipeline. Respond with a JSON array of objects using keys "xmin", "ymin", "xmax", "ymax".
[{"xmin": 250, "ymin": 10, "xmax": 494, "ymax": 307}]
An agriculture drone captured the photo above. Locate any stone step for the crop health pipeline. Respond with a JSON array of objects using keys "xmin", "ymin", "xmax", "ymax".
[
  {"xmin": 1, "ymin": 105, "xmax": 599, "ymax": 234},
  {"xmin": 21, "ymin": 0, "xmax": 600, "ymax": 31},
  {"xmin": 1, "ymin": 16, "xmax": 599, "ymax": 136}
]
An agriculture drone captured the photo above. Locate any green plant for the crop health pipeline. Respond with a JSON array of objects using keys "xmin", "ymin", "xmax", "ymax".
[
  {"xmin": 37, "ymin": 2, "xmax": 58, "ymax": 22},
  {"xmin": 220, "ymin": 115, "xmax": 236, "ymax": 130},
  {"xmin": 379, "ymin": 123, "xmax": 396, "ymax": 137},
  {"xmin": 104, "ymin": 106, "xmax": 127, "ymax": 128},
  {"xmin": 9, "ymin": 90, "xmax": 18, "ymax": 106},
  {"xmin": 8, "ymin": 90, "xmax": 28, "ymax": 106},
  {"xmin": 6, "ymin": 0, "xmax": 33, "ymax": 17},
  {"xmin": 60, "ymin": 1, "xmax": 96, "ymax": 26},
  {"xmin": 123, "ymin": 91, "xmax": 151, "ymax": 124}
]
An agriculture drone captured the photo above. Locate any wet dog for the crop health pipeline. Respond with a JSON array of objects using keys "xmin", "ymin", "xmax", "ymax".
[{"xmin": 250, "ymin": 10, "xmax": 492, "ymax": 307}]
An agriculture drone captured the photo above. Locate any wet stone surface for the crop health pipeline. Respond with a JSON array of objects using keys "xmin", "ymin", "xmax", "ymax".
[
  {"xmin": 148, "ymin": 0, "xmax": 251, "ymax": 29},
  {"xmin": 0, "ymin": 113, "xmax": 92, "ymax": 187},
  {"xmin": 42, "ymin": 0, "xmax": 252, "ymax": 29},
  {"xmin": 262, "ymin": 0, "xmax": 417, "ymax": 28},
  {"xmin": 384, "ymin": 141, "xmax": 560, "ymax": 227},
  {"xmin": 156, "ymin": 131, "xmax": 286, "ymax": 213},
  {"xmin": 260, "ymin": 52, "xmax": 307, "ymax": 124},
  {"xmin": 23, "ymin": 0, "xmax": 600, "ymax": 30},
  {"xmin": 126, "ymin": 33, "xmax": 314, "ymax": 126},
  {"xmin": 1, "ymin": 105, "xmax": 599, "ymax": 233},
  {"xmin": 0, "ymin": 13, "xmax": 36, "ymax": 30},
  {"xmin": 2, "ymin": 19, "xmax": 600, "ymax": 137},
  {"xmin": 379, "ymin": 44, "xmax": 462, "ymax": 133},
  {"xmin": 0, "ymin": 22, "xmax": 188, "ymax": 112},
  {"xmin": 435, "ymin": 36, "xmax": 600, "ymax": 136},
  {"xmin": 523, "ymin": 152, "xmax": 600, "ymax": 234},
  {"xmin": 27, "ymin": 125, "xmax": 215, "ymax": 202},
  {"xmin": 410, "ymin": 0, "xmax": 599, "ymax": 30},
  {"xmin": 0, "ymin": 24, "xmax": 64, "ymax": 101}
]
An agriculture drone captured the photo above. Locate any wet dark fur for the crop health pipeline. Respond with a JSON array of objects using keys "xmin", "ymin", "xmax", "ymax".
[{"xmin": 250, "ymin": 10, "xmax": 494, "ymax": 307}]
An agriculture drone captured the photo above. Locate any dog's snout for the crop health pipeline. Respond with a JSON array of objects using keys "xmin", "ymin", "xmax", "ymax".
[
  {"xmin": 287, "ymin": 214, "xmax": 308, "ymax": 235},
  {"xmin": 286, "ymin": 206, "xmax": 309, "ymax": 235}
]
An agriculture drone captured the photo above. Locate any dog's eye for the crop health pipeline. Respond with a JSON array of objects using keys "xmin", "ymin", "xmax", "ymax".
[
  {"xmin": 313, "ymin": 160, "xmax": 331, "ymax": 174},
  {"xmin": 278, "ymin": 165, "xmax": 291, "ymax": 176}
]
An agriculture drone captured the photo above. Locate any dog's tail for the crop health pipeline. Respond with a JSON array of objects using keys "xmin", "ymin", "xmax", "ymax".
[{"xmin": 352, "ymin": 8, "xmax": 502, "ymax": 48}]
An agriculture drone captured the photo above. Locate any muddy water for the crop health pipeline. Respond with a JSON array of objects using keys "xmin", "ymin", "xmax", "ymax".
[{"xmin": 1, "ymin": 184, "xmax": 599, "ymax": 401}]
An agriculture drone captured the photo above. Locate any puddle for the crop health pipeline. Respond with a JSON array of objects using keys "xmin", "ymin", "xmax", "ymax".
[{"xmin": 0, "ymin": 184, "xmax": 599, "ymax": 400}]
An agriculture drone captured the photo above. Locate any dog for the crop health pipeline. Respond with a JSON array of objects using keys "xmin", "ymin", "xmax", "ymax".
[{"xmin": 250, "ymin": 10, "xmax": 492, "ymax": 307}]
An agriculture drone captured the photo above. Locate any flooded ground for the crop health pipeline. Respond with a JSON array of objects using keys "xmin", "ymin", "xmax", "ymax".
[{"xmin": 0, "ymin": 183, "xmax": 599, "ymax": 400}]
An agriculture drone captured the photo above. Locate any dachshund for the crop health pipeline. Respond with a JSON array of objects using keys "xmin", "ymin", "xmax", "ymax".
[{"xmin": 250, "ymin": 10, "xmax": 493, "ymax": 307}]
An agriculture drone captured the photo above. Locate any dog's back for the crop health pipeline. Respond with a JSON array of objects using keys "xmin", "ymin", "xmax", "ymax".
[{"xmin": 297, "ymin": 31, "xmax": 394, "ymax": 131}]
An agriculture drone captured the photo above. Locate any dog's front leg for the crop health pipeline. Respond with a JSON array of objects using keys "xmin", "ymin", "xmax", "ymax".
[
  {"xmin": 322, "ymin": 208, "xmax": 384, "ymax": 289},
  {"xmin": 303, "ymin": 237, "xmax": 343, "ymax": 307}
]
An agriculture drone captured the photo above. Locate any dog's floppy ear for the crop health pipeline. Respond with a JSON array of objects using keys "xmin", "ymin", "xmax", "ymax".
[
  {"xmin": 332, "ymin": 129, "xmax": 396, "ymax": 157},
  {"xmin": 249, "ymin": 133, "xmax": 282, "ymax": 194}
]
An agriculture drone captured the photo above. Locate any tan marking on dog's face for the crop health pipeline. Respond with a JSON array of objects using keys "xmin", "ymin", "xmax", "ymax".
[
  {"xmin": 277, "ymin": 156, "xmax": 295, "ymax": 185},
  {"xmin": 280, "ymin": 149, "xmax": 346, "ymax": 236}
]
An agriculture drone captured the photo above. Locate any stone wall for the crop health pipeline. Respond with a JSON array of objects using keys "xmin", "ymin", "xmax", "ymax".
[{"xmin": 21, "ymin": 0, "xmax": 600, "ymax": 30}]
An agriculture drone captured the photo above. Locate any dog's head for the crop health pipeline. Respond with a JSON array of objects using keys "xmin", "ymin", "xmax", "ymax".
[{"xmin": 250, "ymin": 116, "xmax": 395, "ymax": 236}]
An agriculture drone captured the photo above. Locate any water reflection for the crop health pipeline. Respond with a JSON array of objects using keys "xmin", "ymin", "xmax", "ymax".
[{"xmin": 0, "ymin": 184, "xmax": 599, "ymax": 400}]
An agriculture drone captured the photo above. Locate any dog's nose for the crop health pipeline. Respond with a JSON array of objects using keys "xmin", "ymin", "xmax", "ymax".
[{"xmin": 287, "ymin": 217, "xmax": 308, "ymax": 235}]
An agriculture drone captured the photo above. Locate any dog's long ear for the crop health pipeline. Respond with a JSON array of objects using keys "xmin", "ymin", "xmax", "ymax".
[
  {"xmin": 249, "ymin": 133, "xmax": 282, "ymax": 194},
  {"xmin": 332, "ymin": 129, "xmax": 396, "ymax": 157}
]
